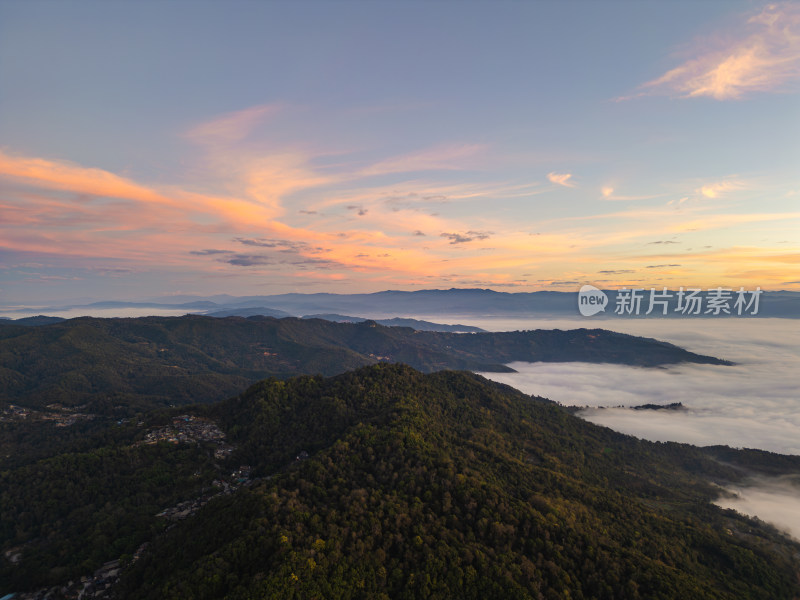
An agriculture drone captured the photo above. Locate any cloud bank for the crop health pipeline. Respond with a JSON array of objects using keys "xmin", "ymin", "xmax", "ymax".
[
  {"xmin": 714, "ymin": 476, "xmax": 800, "ymax": 542},
  {"xmin": 470, "ymin": 318, "xmax": 800, "ymax": 455}
]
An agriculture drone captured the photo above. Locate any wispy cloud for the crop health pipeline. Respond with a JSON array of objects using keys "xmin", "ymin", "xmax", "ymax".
[
  {"xmin": 0, "ymin": 150, "xmax": 281, "ymax": 229},
  {"xmin": 673, "ymin": 211, "xmax": 800, "ymax": 233},
  {"xmin": 2, "ymin": 94, "xmax": 796, "ymax": 295},
  {"xmin": 698, "ymin": 179, "xmax": 746, "ymax": 198},
  {"xmin": 232, "ymin": 153, "xmax": 334, "ymax": 218},
  {"xmin": 638, "ymin": 3, "xmax": 800, "ymax": 100},
  {"xmin": 184, "ymin": 104, "xmax": 280, "ymax": 144},
  {"xmin": 310, "ymin": 180, "xmax": 541, "ymax": 216},
  {"xmin": 667, "ymin": 197, "xmax": 691, "ymax": 208},
  {"xmin": 360, "ymin": 144, "xmax": 486, "ymax": 177},
  {"xmin": 0, "ymin": 151, "xmax": 176, "ymax": 207},
  {"xmin": 548, "ymin": 172, "xmax": 575, "ymax": 188},
  {"xmin": 600, "ymin": 186, "xmax": 666, "ymax": 202}
]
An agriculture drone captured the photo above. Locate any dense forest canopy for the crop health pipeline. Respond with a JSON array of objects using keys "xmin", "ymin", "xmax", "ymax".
[{"xmin": 3, "ymin": 364, "xmax": 799, "ymax": 598}]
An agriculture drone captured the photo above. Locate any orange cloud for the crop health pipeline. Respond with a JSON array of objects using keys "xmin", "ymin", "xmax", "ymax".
[
  {"xmin": 2, "ymin": 123, "xmax": 794, "ymax": 293},
  {"xmin": 0, "ymin": 151, "xmax": 175, "ymax": 206},
  {"xmin": 640, "ymin": 3, "xmax": 800, "ymax": 100},
  {"xmin": 0, "ymin": 149, "xmax": 323, "ymax": 232},
  {"xmin": 0, "ymin": 150, "xmax": 310, "ymax": 268},
  {"xmin": 242, "ymin": 154, "xmax": 335, "ymax": 218},
  {"xmin": 548, "ymin": 172, "xmax": 575, "ymax": 188},
  {"xmin": 0, "ymin": 149, "xmax": 482, "ymax": 280}
]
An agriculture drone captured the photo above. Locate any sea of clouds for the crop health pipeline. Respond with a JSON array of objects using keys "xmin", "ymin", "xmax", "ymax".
[
  {"xmin": 426, "ymin": 317, "xmax": 800, "ymax": 455},
  {"xmin": 417, "ymin": 315, "xmax": 800, "ymax": 542}
]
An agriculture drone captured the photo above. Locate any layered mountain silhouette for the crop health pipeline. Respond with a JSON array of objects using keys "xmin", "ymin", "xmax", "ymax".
[{"xmin": 13, "ymin": 288, "xmax": 798, "ymax": 319}]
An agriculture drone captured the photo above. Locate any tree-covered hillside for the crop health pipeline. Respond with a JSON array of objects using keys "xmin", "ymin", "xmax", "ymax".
[
  {"xmin": 0, "ymin": 315, "xmax": 729, "ymax": 415},
  {"xmin": 106, "ymin": 365, "xmax": 798, "ymax": 600}
]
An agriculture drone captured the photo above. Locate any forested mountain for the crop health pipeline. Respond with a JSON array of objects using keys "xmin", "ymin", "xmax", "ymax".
[
  {"xmin": 118, "ymin": 365, "xmax": 798, "ymax": 598},
  {"xmin": 3, "ymin": 365, "xmax": 799, "ymax": 598},
  {"xmin": 0, "ymin": 315, "xmax": 728, "ymax": 414}
]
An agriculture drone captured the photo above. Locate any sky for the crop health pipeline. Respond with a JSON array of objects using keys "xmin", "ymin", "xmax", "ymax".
[{"xmin": 1, "ymin": 0, "xmax": 799, "ymax": 304}]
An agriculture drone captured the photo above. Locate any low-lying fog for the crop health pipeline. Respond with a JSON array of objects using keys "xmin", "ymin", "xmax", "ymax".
[
  {"xmin": 714, "ymin": 476, "xmax": 800, "ymax": 542},
  {"xmin": 433, "ymin": 317, "xmax": 800, "ymax": 455}
]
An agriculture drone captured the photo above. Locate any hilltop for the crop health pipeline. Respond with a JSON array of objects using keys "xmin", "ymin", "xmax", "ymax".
[{"xmin": 106, "ymin": 364, "xmax": 800, "ymax": 599}]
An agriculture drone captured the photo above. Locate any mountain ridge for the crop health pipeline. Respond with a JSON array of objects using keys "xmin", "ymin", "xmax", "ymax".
[{"xmin": 0, "ymin": 315, "xmax": 730, "ymax": 415}]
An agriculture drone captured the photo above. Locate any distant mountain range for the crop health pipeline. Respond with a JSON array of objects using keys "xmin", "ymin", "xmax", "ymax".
[
  {"xmin": 204, "ymin": 309, "xmax": 484, "ymax": 331},
  {"xmin": 300, "ymin": 313, "xmax": 484, "ymax": 332},
  {"xmin": 0, "ymin": 311, "xmax": 483, "ymax": 333},
  {"xmin": 10, "ymin": 288, "xmax": 799, "ymax": 319},
  {"xmin": 0, "ymin": 315, "xmax": 728, "ymax": 414}
]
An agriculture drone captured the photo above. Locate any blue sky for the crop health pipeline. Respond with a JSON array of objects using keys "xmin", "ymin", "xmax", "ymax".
[{"xmin": 1, "ymin": 0, "xmax": 798, "ymax": 303}]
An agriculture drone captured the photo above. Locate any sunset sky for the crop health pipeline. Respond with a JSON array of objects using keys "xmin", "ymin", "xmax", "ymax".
[{"xmin": 1, "ymin": 0, "xmax": 799, "ymax": 303}]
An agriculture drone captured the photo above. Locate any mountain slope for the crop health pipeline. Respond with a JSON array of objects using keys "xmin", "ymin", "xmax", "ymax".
[
  {"xmin": 116, "ymin": 365, "xmax": 800, "ymax": 600},
  {"xmin": 0, "ymin": 315, "xmax": 728, "ymax": 414}
]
